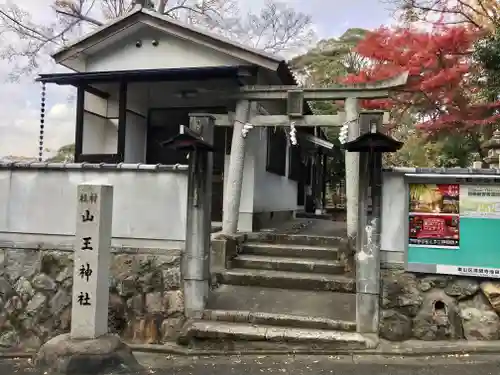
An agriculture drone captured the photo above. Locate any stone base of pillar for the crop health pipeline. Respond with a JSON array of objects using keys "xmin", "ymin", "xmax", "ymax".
[
  {"xmin": 356, "ymin": 292, "xmax": 379, "ymax": 334},
  {"xmin": 35, "ymin": 333, "xmax": 144, "ymax": 375}
]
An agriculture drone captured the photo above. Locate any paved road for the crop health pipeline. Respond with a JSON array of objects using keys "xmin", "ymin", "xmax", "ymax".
[{"xmin": 7, "ymin": 353, "xmax": 500, "ymax": 375}]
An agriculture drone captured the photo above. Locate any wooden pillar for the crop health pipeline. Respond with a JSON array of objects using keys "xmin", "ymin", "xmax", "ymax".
[
  {"xmin": 74, "ymin": 87, "xmax": 85, "ymax": 162},
  {"xmin": 117, "ymin": 81, "xmax": 127, "ymax": 162},
  {"xmin": 322, "ymin": 153, "xmax": 327, "ymax": 212}
]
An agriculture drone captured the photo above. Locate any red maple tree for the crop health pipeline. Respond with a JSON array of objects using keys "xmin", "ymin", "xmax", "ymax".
[{"xmin": 341, "ymin": 25, "xmax": 500, "ymax": 133}]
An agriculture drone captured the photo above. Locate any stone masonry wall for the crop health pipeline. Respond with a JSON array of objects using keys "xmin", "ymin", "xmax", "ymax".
[
  {"xmin": 0, "ymin": 248, "xmax": 185, "ymax": 351},
  {"xmin": 380, "ymin": 270, "xmax": 500, "ymax": 341}
]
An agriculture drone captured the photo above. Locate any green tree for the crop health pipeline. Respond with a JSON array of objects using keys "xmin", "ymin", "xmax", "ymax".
[
  {"xmin": 290, "ymin": 28, "xmax": 369, "ymax": 88},
  {"xmin": 290, "ymin": 28, "xmax": 369, "ymax": 184},
  {"xmin": 45, "ymin": 144, "xmax": 75, "ymax": 162},
  {"xmin": 474, "ymin": 27, "xmax": 500, "ymax": 101}
]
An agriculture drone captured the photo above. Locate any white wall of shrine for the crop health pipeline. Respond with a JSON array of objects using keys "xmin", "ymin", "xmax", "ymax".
[
  {"xmin": 381, "ymin": 171, "xmax": 407, "ymax": 266},
  {"xmin": 82, "ymin": 87, "xmax": 149, "ymax": 162},
  {"xmin": 84, "ymin": 27, "xmax": 247, "ymax": 73},
  {"xmin": 0, "ymin": 165, "xmax": 188, "ymax": 250},
  {"xmin": 69, "ymin": 22, "xmax": 300, "ymax": 232},
  {"xmin": 222, "ymin": 126, "xmax": 299, "ymax": 232},
  {"xmin": 253, "ymin": 127, "xmax": 298, "ymax": 213},
  {"xmin": 82, "ymin": 92, "xmax": 119, "ymax": 155}
]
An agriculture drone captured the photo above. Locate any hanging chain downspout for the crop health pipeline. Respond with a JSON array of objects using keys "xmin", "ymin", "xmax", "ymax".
[{"xmin": 38, "ymin": 82, "xmax": 46, "ymax": 162}]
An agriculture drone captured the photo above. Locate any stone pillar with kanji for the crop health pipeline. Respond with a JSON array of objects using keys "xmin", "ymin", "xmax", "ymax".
[{"xmin": 34, "ymin": 183, "xmax": 143, "ymax": 375}]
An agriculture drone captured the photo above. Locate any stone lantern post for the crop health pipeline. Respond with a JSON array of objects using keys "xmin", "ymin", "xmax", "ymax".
[{"xmin": 482, "ymin": 129, "xmax": 500, "ymax": 168}]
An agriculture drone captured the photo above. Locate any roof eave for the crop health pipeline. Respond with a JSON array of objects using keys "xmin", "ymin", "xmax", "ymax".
[{"xmin": 51, "ymin": 7, "xmax": 284, "ymax": 74}]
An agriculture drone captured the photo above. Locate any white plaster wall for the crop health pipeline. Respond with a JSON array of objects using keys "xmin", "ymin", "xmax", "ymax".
[
  {"xmin": 0, "ymin": 169, "xmax": 188, "ymax": 247},
  {"xmin": 82, "ymin": 113, "xmax": 118, "ymax": 154},
  {"xmin": 85, "ymin": 92, "xmax": 107, "ymax": 116},
  {"xmin": 85, "ymin": 27, "xmax": 246, "ymax": 72},
  {"xmin": 127, "ymin": 83, "xmax": 149, "ymax": 116},
  {"xmin": 253, "ymin": 127, "xmax": 298, "ymax": 213},
  {"xmin": 83, "ymin": 83, "xmax": 148, "ymax": 157},
  {"xmin": 83, "ymin": 91, "xmax": 119, "ymax": 154},
  {"xmin": 381, "ymin": 171, "xmax": 407, "ymax": 265},
  {"xmin": 124, "ymin": 112, "xmax": 147, "ymax": 163}
]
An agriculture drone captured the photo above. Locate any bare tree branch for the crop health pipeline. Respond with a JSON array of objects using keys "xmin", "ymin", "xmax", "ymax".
[
  {"xmin": 384, "ymin": 0, "xmax": 499, "ymax": 31},
  {"xmin": 0, "ymin": 0, "xmax": 315, "ymax": 78}
]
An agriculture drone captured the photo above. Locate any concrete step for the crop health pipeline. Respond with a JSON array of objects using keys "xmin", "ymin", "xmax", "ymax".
[
  {"xmin": 214, "ymin": 268, "xmax": 355, "ymax": 293},
  {"xmin": 241, "ymin": 243, "xmax": 340, "ymax": 260},
  {"xmin": 232, "ymin": 254, "xmax": 346, "ymax": 274},
  {"xmin": 178, "ymin": 321, "xmax": 376, "ymax": 352},
  {"xmin": 202, "ymin": 309, "xmax": 356, "ymax": 332},
  {"xmin": 207, "ymin": 285, "xmax": 356, "ymax": 323},
  {"xmin": 245, "ymin": 233, "xmax": 347, "ymax": 248}
]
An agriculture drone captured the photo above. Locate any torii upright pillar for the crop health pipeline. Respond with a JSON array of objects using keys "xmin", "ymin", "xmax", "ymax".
[
  {"xmin": 222, "ymin": 100, "xmax": 251, "ymax": 234},
  {"xmin": 345, "ymin": 97, "xmax": 361, "ymax": 244}
]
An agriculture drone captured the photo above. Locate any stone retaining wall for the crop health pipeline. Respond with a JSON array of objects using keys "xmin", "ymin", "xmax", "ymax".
[
  {"xmin": 0, "ymin": 248, "xmax": 184, "ymax": 351},
  {"xmin": 380, "ymin": 270, "xmax": 500, "ymax": 341}
]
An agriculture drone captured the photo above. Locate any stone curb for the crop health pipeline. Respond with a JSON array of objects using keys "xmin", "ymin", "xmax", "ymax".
[{"xmin": 4, "ymin": 340, "xmax": 500, "ymax": 359}]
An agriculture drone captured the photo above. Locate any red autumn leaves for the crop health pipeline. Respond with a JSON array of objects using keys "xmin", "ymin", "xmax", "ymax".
[{"xmin": 341, "ymin": 25, "xmax": 500, "ymax": 132}]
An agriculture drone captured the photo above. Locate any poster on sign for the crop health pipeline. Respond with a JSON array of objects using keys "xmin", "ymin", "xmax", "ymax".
[
  {"xmin": 460, "ymin": 185, "xmax": 500, "ymax": 219},
  {"xmin": 408, "ymin": 183, "xmax": 460, "ymax": 248}
]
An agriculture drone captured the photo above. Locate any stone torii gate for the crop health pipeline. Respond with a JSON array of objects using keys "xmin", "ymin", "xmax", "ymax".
[{"xmin": 211, "ymin": 72, "xmax": 409, "ymax": 243}]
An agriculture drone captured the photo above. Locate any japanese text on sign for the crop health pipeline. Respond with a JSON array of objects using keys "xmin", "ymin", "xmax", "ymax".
[
  {"xmin": 76, "ymin": 193, "xmax": 98, "ymax": 307},
  {"xmin": 79, "ymin": 193, "xmax": 98, "ymax": 204},
  {"xmin": 77, "ymin": 292, "xmax": 91, "ymax": 306},
  {"xmin": 79, "ymin": 262, "xmax": 92, "ymax": 282}
]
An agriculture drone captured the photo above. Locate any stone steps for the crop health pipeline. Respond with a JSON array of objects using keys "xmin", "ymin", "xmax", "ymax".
[
  {"xmin": 245, "ymin": 233, "xmax": 347, "ymax": 248},
  {"xmin": 206, "ymin": 285, "xmax": 356, "ymax": 324},
  {"xmin": 184, "ymin": 229, "xmax": 359, "ymax": 351},
  {"xmin": 202, "ymin": 309, "xmax": 356, "ymax": 332},
  {"xmin": 241, "ymin": 243, "xmax": 341, "ymax": 260},
  {"xmin": 231, "ymin": 254, "xmax": 346, "ymax": 274},
  {"xmin": 179, "ymin": 320, "xmax": 376, "ymax": 352},
  {"xmin": 214, "ymin": 268, "xmax": 355, "ymax": 293}
]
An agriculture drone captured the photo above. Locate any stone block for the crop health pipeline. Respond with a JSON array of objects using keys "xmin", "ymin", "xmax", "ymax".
[
  {"xmin": 162, "ymin": 267, "xmax": 181, "ymax": 290},
  {"xmin": 164, "ymin": 290, "xmax": 184, "ymax": 316},
  {"xmin": 161, "ymin": 317, "xmax": 185, "ymax": 341},
  {"xmin": 15, "ymin": 277, "xmax": 35, "ymax": 302},
  {"xmin": 413, "ymin": 289, "xmax": 463, "ymax": 340},
  {"xmin": 445, "ymin": 278, "xmax": 479, "ymax": 300},
  {"xmin": 5, "ymin": 249, "xmax": 40, "ymax": 283},
  {"xmin": 35, "ymin": 333, "xmax": 144, "ymax": 375},
  {"xmin": 480, "ymin": 281, "xmax": 500, "ymax": 313},
  {"xmin": 459, "ymin": 293, "xmax": 500, "ymax": 340},
  {"xmin": 26, "ymin": 293, "xmax": 47, "ymax": 315},
  {"xmin": 145, "ymin": 292, "xmax": 164, "ymax": 314},
  {"xmin": 417, "ymin": 275, "xmax": 451, "ymax": 292},
  {"xmin": 379, "ymin": 310, "xmax": 412, "ymax": 341},
  {"xmin": 0, "ymin": 247, "xmax": 186, "ymax": 350},
  {"xmin": 381, "ymin": 270, "xmax": 422, "ymax": 317},
  {"xmin": 50, "ymin": 290, "xmax": 71, "ymax": 315},
  {"xmin": 32, "ymin": 273, "xmax": 57, "ymax": 291}
]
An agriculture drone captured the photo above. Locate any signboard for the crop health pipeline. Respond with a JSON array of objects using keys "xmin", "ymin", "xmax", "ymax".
[
  {"xmin": 71, "ymin": 184, "xmax": 113, "ymax": 339},
  {"xmin": 408, "ymin": 184, "xmax": 459, "ymax": 248},
  {"xmin": 460, "ymin": 185, "xmax": 500, "ymax": 218},
  {"xmin": 407, "ymin": 183, "xmax": 500, "ymax": 278}
]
